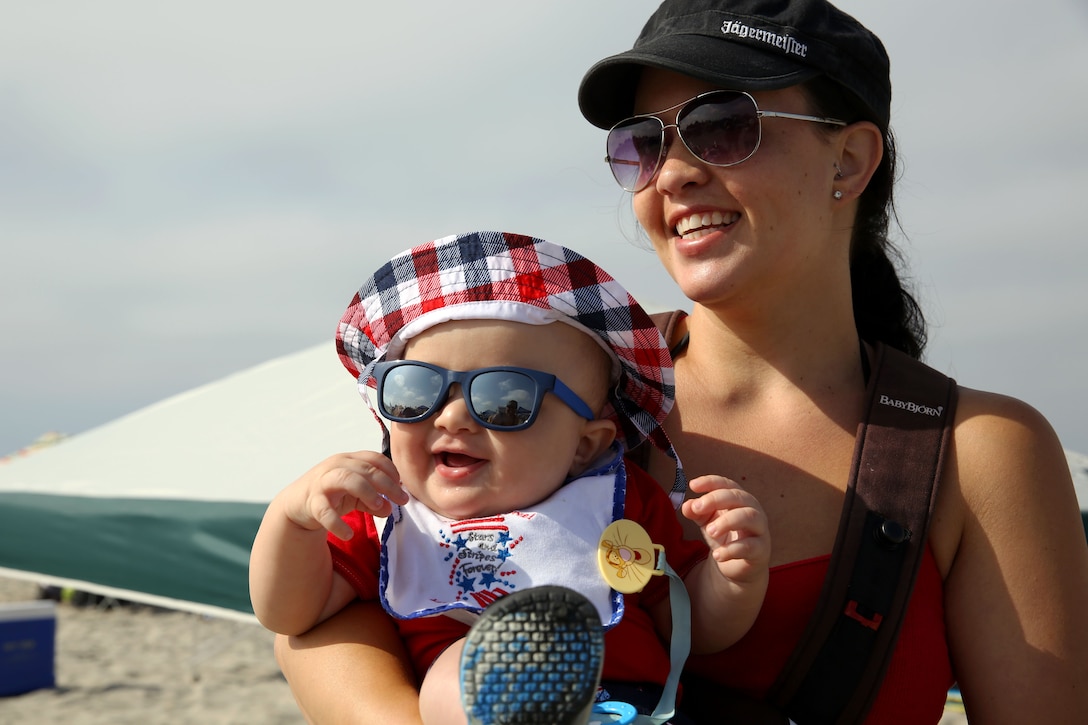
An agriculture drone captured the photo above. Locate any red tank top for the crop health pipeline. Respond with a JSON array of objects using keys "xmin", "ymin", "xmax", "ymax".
[{"xmin": 684, "ymin": 546, "xmax": 954, "ymax": 723}]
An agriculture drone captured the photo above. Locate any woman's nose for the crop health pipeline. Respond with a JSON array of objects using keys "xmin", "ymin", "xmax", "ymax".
[{"xmin": 654, "ymin": 127, "xmax": 708, "ymax": 193}]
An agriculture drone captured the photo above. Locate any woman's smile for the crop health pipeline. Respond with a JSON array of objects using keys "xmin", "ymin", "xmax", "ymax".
[{"xmin": 674, "ymin": 210, "xmax": 741, "ymax": 240}]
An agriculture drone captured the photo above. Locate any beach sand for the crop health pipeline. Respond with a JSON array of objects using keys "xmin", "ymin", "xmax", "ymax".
[
  {"xmin": 1, "ymin": 575, "xmax": 969, "ymax": 724},
  {"xmin": 0, "ymin": 576, "xmax": 301, "ymax": 724}
]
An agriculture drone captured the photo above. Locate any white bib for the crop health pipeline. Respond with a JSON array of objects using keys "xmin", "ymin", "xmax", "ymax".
[{"xmin": 379, "ymin": 447, "xmax": 626, "ymax": 629}]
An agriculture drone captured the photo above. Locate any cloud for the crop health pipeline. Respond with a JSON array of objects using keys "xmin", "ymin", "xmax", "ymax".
[{"xmin": 2, "ymin": 0, "xmax": 1087, "ymax": 456}]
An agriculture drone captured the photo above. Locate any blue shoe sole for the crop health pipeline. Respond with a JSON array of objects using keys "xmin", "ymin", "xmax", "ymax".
[{"xmin": 460, "ymin": 586, "xmax": 605, "ymax": 725}]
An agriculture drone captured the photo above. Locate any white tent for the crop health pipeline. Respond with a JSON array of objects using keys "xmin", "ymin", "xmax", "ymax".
[
  {"xmin": 1069, "ymin": 450, "xmax": 1088, "ymax": 538},
  {"xmin": 0, "ymin": 344, "xmax": 379, "ymax": 621},
  {"xmin": 2, "ymin": 344, "xmax": 1085, "ymax": 621}
]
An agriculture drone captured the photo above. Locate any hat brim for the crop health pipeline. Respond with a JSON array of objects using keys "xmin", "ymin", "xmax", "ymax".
[
  {"xmin": 336, "ymin": 230, "xmax": 678, "ymax": 459},
  {"xmin": 578, "ymin": 33, "xmax": 819, "ymax": 129}
]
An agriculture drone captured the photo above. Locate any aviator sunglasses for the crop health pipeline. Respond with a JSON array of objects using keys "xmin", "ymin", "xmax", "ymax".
[
  {"xmin": 372, "ymin": 360, "xmax": 595, "ymax": 432},
  {"xmin": 606, "ymin": 89, "xmax": 847, "ymax": 192}
]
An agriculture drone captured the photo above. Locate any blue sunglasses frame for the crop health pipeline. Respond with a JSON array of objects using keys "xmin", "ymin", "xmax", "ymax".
[{"xmin": 372, "ymin": 360, "xmax": 595, "ymax": 432}]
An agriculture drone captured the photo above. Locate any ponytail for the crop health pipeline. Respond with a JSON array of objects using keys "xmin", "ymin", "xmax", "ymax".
[{"xmin": 804, "ymin": 78, "xmax": 927, "ymax": 359}]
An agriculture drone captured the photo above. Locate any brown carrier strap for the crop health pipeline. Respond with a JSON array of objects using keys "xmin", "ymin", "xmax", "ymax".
[{"xmin": 768, "ymin": 342, "xmax": 957, "ymax": 724}]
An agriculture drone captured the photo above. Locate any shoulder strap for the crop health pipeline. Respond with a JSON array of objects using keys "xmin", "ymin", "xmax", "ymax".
[
  {"xmin": 768, "ymin": 343, "xmax": 957, "ymax": 724},
  {"xmin": 650, "ymin": 309, "xmax": 688, "ymax": 355}
]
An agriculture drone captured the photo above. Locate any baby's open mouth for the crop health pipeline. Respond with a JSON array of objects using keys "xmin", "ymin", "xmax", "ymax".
[{"xmin": 440, "ymin": 452, "xmax": 483, "ymax": 468}]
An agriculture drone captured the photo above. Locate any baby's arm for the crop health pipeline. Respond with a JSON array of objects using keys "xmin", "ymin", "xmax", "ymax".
[
  {"xmin": 680, "ymin": 474, "xmax": 771, "ymax": 654},
  {"xmin": 249, "ymin": 450, "xmax": 408, "ymax": 635}
]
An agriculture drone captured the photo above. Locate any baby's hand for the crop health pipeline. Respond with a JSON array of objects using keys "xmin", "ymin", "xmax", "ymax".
[
  {"xmin": 280, "ymin": 451, "xmax": 408, "ymax": 541},
  {"xmin": 681, "ymin": 475, "xmax": 770, "ymax": 585}
]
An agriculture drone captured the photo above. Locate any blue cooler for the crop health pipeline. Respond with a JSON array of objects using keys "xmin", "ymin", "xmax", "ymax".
[{"xmin": 0, "ymin": 600, "xmax": 56, "ymax": 696}]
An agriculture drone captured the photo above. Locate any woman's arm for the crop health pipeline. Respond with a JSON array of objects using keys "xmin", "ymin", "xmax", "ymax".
[
  {"xmin": 275, "ymin": 599, "xmax": 423, "ymax": 725},
  {"xmin": 943, "ymin": 388, "xmax": 1088, "ymax": 722}
]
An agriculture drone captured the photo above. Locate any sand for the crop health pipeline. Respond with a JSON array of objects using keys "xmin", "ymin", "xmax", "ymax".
[
  {"xmin": 0, "ymin": 576, "xmax": 301, "ymax": 724},
  {"xmin": 0, "ymin": 575, "xmax": 969, "ymax": 724}
]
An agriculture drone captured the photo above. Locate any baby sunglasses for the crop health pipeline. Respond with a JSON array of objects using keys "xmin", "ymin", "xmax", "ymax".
[
  {"xmin": 372, "ymin": 360, "xmax": 595, "ymax": 432},
  {"xmin": 605, "ymin": 89, "xmax": 847, "ymax": 192}
]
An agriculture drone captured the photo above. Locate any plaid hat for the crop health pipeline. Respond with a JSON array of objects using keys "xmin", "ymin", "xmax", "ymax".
[
  {"xmin": 579, "ymin": 0, "xmax": 891, "ymax": 130},
  {"xmin": 336, "ymin": 231, "xmax": 686, "ymax": 498}
]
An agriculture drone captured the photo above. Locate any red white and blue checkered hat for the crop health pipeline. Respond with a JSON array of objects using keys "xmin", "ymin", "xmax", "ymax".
[{"xmin": 336, "ymin": 231, "xmax": 685, "ymax": 499}]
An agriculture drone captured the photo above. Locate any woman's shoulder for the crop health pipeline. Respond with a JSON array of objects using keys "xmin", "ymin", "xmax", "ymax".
[
  {"xmin": 951, "ymin": 385, "xmax": 1069, "ymax": 488},
  {"xmin": 929, "ymin": 385, "xmax": 1074, "ymax": 573},
  {"xmin": 936, "ymin": 386, "xmax": 1088, "ymax": 719}
]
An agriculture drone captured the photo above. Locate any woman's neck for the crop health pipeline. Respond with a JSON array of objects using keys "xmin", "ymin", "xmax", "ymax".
[{"xmin": 679, "ymin": 301, "xmax": 865, "ymax": 405}]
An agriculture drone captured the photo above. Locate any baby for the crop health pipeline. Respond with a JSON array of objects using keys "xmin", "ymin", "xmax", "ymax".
[{"xmin": 249, "ymin": 231, "xmax": 770, "ymax": 724}]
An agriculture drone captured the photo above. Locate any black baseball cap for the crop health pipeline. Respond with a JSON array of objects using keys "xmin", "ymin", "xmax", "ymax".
[{"xmin": 578, "ymin": 0, "xmax": 891, "ymax": 130}]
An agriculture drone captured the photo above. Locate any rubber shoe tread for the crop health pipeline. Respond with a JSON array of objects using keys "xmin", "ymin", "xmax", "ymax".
[{"xmin": 460, "ymin": 586, "xmax": 605, "ymax": 725}]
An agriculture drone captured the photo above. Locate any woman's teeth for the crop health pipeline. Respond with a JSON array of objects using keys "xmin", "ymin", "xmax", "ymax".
[{"xmin": 675, "ymin": 211, "xmax": 739, "ymax": 238}]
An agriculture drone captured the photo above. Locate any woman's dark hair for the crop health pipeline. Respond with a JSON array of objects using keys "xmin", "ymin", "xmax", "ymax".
[{"xmin": 802, "ymin": 77, "xmax": 927, "ymax": 359}]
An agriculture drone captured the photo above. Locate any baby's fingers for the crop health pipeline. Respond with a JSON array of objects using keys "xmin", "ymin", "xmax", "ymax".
[
  {"xmin": 686, "ymin": 474, "xmax": 745, "ymax": 495},
  {"xmin": 309, "ymin": 493, "xmax": 358, "ymax": 540},
  {"xmin": 703, "ymin": 503, "xmax": 768, "ymax": 542},
  {"xmin": 336, "ymin": 452, "xmax": 408, "ymax": 506},
  {"xmin": 683, "ymin": 484, "xmax": 757, "ymax": 527},
  {"xmin": 711, "ymin": 537, "xmax": 770, "ymax": 584}
]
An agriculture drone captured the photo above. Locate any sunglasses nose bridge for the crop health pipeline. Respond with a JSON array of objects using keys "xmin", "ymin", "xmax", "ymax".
[
  {"xmin": 431, "ymin": 380, "xmax": 479, "ymax": 431},
  {"xmin": 661, "ymin": 121, "xmax": 696, "ymax": 160},
  {"xmin": 666, "ymin": 96, "xmax": 711, "ymax": 161},
  {"xmin": 655, "ymin": 118, "xmax": 715, "ymax": 184}
]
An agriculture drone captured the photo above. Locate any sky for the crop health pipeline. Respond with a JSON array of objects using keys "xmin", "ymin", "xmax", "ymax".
[{"xmin": 2, "ymin": 0, "xmax": 1087, "ymax": 458}]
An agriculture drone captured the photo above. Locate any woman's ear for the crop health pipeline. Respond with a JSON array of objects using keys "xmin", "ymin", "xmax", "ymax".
[
  {"xmin": 834, "ymin": 120, "xmax": 883, "ymax": 202},
  {"xmin": 569, "ymin": 419, "xmax": 618, "ymax": 477}
]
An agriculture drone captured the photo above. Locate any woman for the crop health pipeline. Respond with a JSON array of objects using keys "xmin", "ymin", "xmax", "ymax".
[{"xmin": 274, "ymin": 1, "xmax": 1088, "ymax": 722}]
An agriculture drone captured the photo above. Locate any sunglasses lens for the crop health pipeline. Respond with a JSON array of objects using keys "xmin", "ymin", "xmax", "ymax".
[
  {"xmin": 607, "ymin": 117, "xmax": 663, "ymax": 192},
  {"xmin": 469, "ymin": 370, "xmax": 536, "ymax": 429},
  {"xmin": 380, "ymin": 363, "xmax": 443, "ymax": 420},
  {"xmin": 678, "ymin": 92, "xmax": 760, "ymax": 167}
]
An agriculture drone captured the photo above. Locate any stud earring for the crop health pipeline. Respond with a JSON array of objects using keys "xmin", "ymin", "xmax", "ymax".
[
  {"xmin": 833, "ymin": 190, "xmax": 844, "ymax": 200},
  {"xmin": 834, "ymin": 163, "xmax": 844, "ymax": 179}
]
